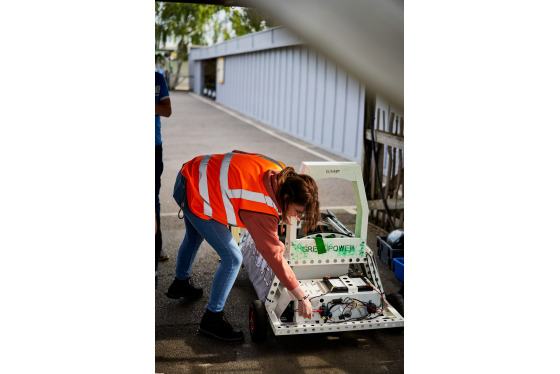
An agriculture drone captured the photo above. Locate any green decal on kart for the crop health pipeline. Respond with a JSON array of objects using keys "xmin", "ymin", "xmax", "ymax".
[
  {"xmin": 290, "ymin": 242, "xmax": 309, "ymax": 259},
  {"xmin": 359, "ymin": 242, "xmax": 365, "ymax": 257},
  {"xmin": 290, "ymin": 241, "xmax": 360, "ymax": 259}
]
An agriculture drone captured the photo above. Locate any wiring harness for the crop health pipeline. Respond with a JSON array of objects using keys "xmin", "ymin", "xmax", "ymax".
[{"xmin": 310, "ymin": 288, "xmax": 387, "ymax": 324}]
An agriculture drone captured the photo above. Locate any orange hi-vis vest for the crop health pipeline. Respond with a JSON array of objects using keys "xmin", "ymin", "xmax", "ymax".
[{"xmin": 180, "ymin": 152, "xmax": 286, "ymax": 228}]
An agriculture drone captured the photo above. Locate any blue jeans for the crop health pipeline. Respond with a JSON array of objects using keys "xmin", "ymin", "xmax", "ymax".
[{"xmin": 173, "ymin": 171, "xmax": 242, "ymax": 313}]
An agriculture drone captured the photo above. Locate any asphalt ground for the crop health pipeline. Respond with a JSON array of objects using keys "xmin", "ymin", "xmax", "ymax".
[{"xmin": 155, "ymin": 90, "xmax": 404, "ymax": 374}]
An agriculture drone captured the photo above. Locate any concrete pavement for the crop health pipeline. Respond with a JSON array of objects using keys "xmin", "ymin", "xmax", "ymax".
[{"xmin": 155, "ymin": 90, "xmax": 404, "ymax": 374}]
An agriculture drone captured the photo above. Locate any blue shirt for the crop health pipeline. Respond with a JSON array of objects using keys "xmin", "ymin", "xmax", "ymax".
[{"xmin": 155, "ymin": 72, "xmax": 170, "ymax": 147}]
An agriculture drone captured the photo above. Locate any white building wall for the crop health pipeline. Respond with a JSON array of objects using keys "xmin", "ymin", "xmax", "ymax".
[{"xmin": 189, "ymin": 27, "xmax": 366, "ymax": 163}]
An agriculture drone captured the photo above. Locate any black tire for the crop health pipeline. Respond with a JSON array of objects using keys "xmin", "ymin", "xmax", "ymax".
[{"xmin": 249, "ymin": 300, "xmax": 268, "ymax": 342}]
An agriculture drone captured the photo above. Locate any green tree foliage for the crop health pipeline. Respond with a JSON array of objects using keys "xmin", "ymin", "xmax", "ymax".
[
  {"xmin": 230, "ymin": 8, "xmax": 280, "ymax": 37},
  {"xmin": 155, "ymin": 2, "xmax": 214, "ymax": 88},
  {"xmin": 155, "ymin": 2, "xmax": 280, "ymax": 88}
]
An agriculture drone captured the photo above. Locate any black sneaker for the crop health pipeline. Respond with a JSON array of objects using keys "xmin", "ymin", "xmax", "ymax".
[
  {"xmin": 197, "ymin": 309, "xmax": 244, "ymax": 342},
  {"xmin": 165, "ymin": 277, "xmax": 203, "ymax": 300}
]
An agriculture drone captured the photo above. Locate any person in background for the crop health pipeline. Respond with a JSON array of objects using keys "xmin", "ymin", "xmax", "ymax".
[
  {"xmin": 166, "ymin": 151, "xmax": 320, "ymax": 341},
  {"xmin": 155, "ymin": 71, "xmax": 171, "ymax": 288}
]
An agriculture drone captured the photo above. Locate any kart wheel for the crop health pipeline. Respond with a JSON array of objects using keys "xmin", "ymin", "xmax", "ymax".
[{"xmin": 249, "ymin": 300, "xmax": 268, "ymax": 342}]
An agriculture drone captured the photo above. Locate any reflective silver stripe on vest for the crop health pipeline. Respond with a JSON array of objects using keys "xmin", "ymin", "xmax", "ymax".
[
  {"xmin": 230, "ymin": 189, "xmax": 279, "ymax": 214},
  {"xmin": 199, "ymin": 154, "xmax": 213, "ymax": 217},
  {"xmin": 198, "ymin": 153, "xmax": 281, "ymax": 226},
  {"xmin": 220, "ymin": 153, "xmax": 237, "ymax": 226},
  {"xmin": 254, "ymin": 154, "xmax": 284, "ymax": 169}
]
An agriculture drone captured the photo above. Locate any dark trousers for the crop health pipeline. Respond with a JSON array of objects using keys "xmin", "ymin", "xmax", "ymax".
[{"xmin": 155, "ymin": 145, "xmax": 164, "ymax": 287}]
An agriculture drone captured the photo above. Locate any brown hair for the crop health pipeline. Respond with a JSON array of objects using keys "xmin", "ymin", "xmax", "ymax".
[{"xmin": 276, "ymin": 167, "xmax": 321, "ymax": 234}]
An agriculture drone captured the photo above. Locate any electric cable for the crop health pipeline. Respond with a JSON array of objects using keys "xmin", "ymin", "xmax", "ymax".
[
  {"xmin": 323, "ymin": 307, "xmax": 383, "ymax": 323},
  {"xmin": 366, "ymin": 252, "xmax": 386, "ymax": 299},
  {"xmin": 319, "ymin": 296, "xmax": 386, "ymax": 323},
  {"xmin": 354, "ymin": 294, "xmax": 386, "ymax": 314},
  {"xmin": 366, "ymin": 253, "xmax": 382, "ymax": 293},
  {"xmin": 308, "ymin": 293, "xmax": 327, "ymax": 302},
  {"xmin": 306, "ymin": 273, "xmax": 387, "ymax": 322}
]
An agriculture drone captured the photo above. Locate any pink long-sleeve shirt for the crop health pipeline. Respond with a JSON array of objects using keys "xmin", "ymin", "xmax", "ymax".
[{"xmin": 238, "ymin": 169, "xmax": 299, "ymax": 291}]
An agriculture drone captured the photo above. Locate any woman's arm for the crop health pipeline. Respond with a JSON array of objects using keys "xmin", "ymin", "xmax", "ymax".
[{"xmin": 239, "ymin": 210, "xmax": 313, "ymax": 319}]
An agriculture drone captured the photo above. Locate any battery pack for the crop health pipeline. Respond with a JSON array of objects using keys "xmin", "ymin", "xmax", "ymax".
[
  {"xmin": 323, "ymin": 276, "xmax": 374, "ymax": 293},
  {"xmin": 349, "ymin": 276, "xmax": 374, "ymax": 292},
  {"xmin": 323, "ymin": 276, "xmax": 348, "ymax": 293}
]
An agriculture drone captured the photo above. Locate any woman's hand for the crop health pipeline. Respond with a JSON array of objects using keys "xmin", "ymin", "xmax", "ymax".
[
  {"xmin": 298, "ymin": 298, "xmax": 313, "ymax": 320},
  {"xmin": 291, "ymin": 285, "xmax": 313, "ymax": 319}
]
